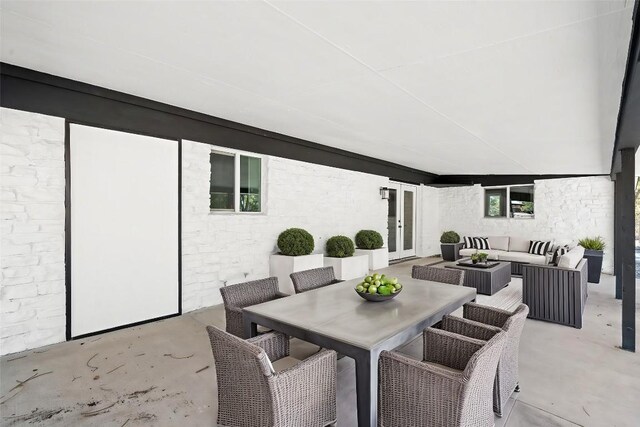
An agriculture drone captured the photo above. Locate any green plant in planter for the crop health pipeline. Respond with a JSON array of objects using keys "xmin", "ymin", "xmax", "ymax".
[
  {"xmin": 326, "ymin": 235, "xmax": 355, "ymax": 258},
  {"xmin": 277, "ymin": 228, "xmax": 314, "ymax": 256},
  {"xmin": 578, "ymin": 236, "xmax": 605, "ymax": 251},
  {"xmin": 470, "ymin": 253, "xmax": 479, "ymax": 263},
  {"xmin": 355, "ymin": 230, "xmax": 384, "ymax": 250},
  {"xmin": 440, "ymin": 231, "xmax": 461, "ymax": 244},
  {"xmin": 478, "ymin": 252, "xmax": 489, "ymax": 263}
]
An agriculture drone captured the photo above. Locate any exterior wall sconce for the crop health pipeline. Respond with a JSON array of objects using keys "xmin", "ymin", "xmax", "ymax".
[{"xmin": 380, "ymin": 187, "xmax": 389, "ymax": 200}]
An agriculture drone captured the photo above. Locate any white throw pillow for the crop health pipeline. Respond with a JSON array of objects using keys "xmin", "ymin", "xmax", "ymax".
[
  {"xmin": 487, "ymin": 236, "xmax": 509, "ymax": 252},
  {"xmin": 557, "ymin": 246, "xmax": 585, "ymax": 269},
  {"xmin": 509, "ymin": 237, "xmax": 530, "ymax": 253}
]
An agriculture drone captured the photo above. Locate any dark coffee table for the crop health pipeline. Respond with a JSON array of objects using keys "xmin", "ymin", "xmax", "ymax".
[{"xmin": 445, "ymin": 259, "xmax": 511, "ymax": 295}]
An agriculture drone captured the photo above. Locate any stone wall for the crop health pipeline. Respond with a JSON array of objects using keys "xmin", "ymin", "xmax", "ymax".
[
  {"xmin": 181, "ymin": 140, "xmax": 389, "ymax": 311},
  {"xmin": 1, "ymin": 108, "xmax": 66, "ymax": 355},
  {"xmin": 436, "ymin": 176, "xmax": 615, "ymax": 273},
  {"xmin": 0, "ymin": 107, "xmax": 617, "ymax": 355}
]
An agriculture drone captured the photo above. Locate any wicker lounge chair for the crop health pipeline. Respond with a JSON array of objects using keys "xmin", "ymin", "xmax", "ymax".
[
  {"xmin": 290, "ymin": 267, "xmax": 342, "ymax": 293},
  {"xmin": 438, "ymin": 302, "xmax": 529, "ymax": 416},
  {"xmin": 219, "ymin": 277, "xmax": 286, "ymax": 338},
  {"xmin": 412, "ymin": 265, "xmax": 465, "ymax": 286},
  {"xmin": 206, "ymin": 326, "xmax": 337, "ymax": 427},
  {"xmin": 378, "ymin": 327, "xmax": 506, "ymax": 426}
]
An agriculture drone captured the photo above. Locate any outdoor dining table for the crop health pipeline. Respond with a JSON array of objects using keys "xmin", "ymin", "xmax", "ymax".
[{"xmin": 243, "ymin": 276, "xmax": 477, "ymax": 427}]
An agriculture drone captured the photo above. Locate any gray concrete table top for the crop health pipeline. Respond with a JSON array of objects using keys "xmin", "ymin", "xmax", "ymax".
[{"xmin": 243, "ymin": 275, "xmax": 476, "ymax": 350}]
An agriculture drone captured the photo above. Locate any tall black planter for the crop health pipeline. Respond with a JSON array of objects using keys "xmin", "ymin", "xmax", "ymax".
[
  {"xmin": 583, "ymin": 249, "xmax": 603, "ymax": 284},
  {"xmin": 441, "ymin": 243, "xmax": 463, "ymax": 261}
]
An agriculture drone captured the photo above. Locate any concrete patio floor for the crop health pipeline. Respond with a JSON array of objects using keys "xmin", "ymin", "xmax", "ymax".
[{"xmin": 1, "ymin": 258, "xmax": 638, "ymax": 426}]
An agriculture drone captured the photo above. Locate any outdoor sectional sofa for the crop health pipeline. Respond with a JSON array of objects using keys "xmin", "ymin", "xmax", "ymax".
[
  {"xmin": 462, "ymin": 236, "xmax": 589, "ymax": 328},
  {"xmin": 460, "ymin": 236, "xmax": 548, "ymax": 275}
]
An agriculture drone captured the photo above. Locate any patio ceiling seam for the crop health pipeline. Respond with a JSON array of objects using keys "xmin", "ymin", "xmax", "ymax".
[
  {"xmin": 2, "ymin": 8, "xmax": 460, "ymax": 173},
  {"xmin": 264, "ymin": 0, "xmax": 535, "ymax": 174},
  {"xmin": 375, "ymin": 6, "xmax": 633, "ymax": 73}
]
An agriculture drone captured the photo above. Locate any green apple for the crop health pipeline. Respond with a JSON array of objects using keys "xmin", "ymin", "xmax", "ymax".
[
  {"xmin": 378, "ymin": 285, "xmax": 392, "ymax": 296},
  {"xmin": 368, "ymin": 286, "xmax": 378, "ymax": 294},
  {"xmin": 356, "ymin": 285, "xmax": 365, "ymax": 293},
  {"xmin": 394, "ymin": 283, "xmax": 402, "ymax": 290},
  {"xmin": 364, "ymin": 276, "xmax": 373, "ymax": 283}
]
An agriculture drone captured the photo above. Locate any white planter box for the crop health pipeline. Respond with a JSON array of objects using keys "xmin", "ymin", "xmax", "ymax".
[
  {"xmin": 269, "ymin": 253, "xmax": 324, "ymax": 294},
  {"xmin": 354, "ymin": 248, "xmax": 389, "ymax": 270},
  {"xmin": 324, "ymin": 255, "xmax": 369, "ymax": 281}
]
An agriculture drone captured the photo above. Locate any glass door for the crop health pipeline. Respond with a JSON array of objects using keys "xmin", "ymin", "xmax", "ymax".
[{"xmin": 388, "ymin": 182, "xmax": 417, "ymax": 261}]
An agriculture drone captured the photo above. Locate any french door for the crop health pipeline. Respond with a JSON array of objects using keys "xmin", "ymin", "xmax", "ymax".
[{"xmin": 388, "ymin": 182, "xmax": 417, "ymax": 261}]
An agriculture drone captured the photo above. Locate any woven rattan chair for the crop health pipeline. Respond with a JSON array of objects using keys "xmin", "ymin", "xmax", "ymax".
[
  {"xmin": 412, "ymin": 265, "xmax": 465, "ymax": 286},
  {"xmin": 445, "ymin": 302, "xmax": 528, "ymax": 416},
  {"xmin": 290, "ymin": 267, "xmax": 342, "ymax": 293},
  {"xmin": 206, "ymin": 326, "xmax": 337, "ymax": 427},
  {"xmin": 219, "ymin": 277, "xmax": 286, "ymax": 338},
  {"xmin": 379, "ymin": 327, "xmax": 506, "ymax": 427}
]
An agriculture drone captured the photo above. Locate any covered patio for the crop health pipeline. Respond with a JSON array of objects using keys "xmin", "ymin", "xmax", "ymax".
[
  {"xmin": 1, "ymin": 1, "xmax": 640, "ymax": 426},
  {"xmin": 1, "ymin": 260, "xmax": 639, "ymax": 426}
]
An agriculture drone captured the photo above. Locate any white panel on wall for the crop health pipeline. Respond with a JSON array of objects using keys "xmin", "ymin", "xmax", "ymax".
[{"xmin": 70, "ymin": 124, "xmax": 179, "ymax": 337}]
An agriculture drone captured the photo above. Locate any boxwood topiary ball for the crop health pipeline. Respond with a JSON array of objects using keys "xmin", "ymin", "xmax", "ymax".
[
  {"xmin": 326, "ymin": 235, "xmax": 355, "ymax": 258},
  {"xmin": 277, "ymin": 228, "xmax": 314, "ymax": 256},
  {"xmin": 355, "ymin": 230, "xmax": 384, "ymax": 250},
  {"xmin": 440, "ymin": 231, "xmax": 461, "ymax": 244}
]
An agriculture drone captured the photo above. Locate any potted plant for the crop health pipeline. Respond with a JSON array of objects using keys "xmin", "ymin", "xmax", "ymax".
[
  {"xmin": 269, "ymin": 228, "xmax": 324, "ymax": 293},
  {"xmin": 324, "ymin": 235, "xmax": 369, "ymax": 280},
  {"xmin": 578, "ymin": 236, "xmax": 605, "ymax": 284},
  {"xmin": 440, "ymin": 231, "xmax": 463, "ymax": 261},
  {"xmin": 354, "ymin": 229, "xmax": 388, "ymax": 270},
  {"xmin": 478, "ymin": 252, "xmax": 489, "ymax": 264},
  {"xmin": 470, "ymin": 253, "xmax": 479, "ymax": 264}
]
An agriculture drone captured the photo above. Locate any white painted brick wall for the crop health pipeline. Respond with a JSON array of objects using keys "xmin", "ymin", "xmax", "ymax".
[
  {"xmin": 435, "ymin": 176, "xmax": 615, "ymax": 273},
  {"xmin": 1, "ymin": 108, "xmax": 66, "ymax": 356},
  {"xmin": 0, "ymin": 108, "xmax": 617, "ymax": 355},
  {"xmin": 181, "ymin": 140, "xmax": 389, "ymax": 311}
]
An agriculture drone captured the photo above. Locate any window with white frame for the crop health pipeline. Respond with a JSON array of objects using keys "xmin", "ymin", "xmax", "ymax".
[
  {"xmin": 210, "ymin": 149, "xmax": 263, "ymax": 213},
  {"xmin": 484, "ymin": 185, "xmax": 534, "ymax": 218}
]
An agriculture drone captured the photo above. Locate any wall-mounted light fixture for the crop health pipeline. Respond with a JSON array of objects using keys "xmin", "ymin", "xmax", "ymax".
[{"xmin": 380, "ymin": 187, "xmax": 389, "ymax": 200}]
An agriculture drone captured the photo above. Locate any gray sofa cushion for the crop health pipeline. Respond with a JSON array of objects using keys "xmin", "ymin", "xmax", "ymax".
[
  {"xmin": 487, "ymin": 236, "xmax": 509, "ymax": 252},
  {"xmin": 557, "ymin": 246, "xmax": 585, "ymax": 269},
  {"xmin": 460, "ymin": 248, "xmax": 477, "ymax": 257},
  {"xmin": 498, "ymin": 251, "xmax": 546, "ymax": 265},
  {"xmin": 509, "ymin": 237, "xmax": 531, "ymax": 253}
]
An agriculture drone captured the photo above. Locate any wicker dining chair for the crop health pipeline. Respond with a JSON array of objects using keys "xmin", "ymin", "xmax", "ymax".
[
  {"xmin": 448, "ymin": 302, "xmax": 528, "ymax": 416},
  {"xmin": 219, "ymin": 277, "xmax": 286, "ymax": 338},
  {"xmin": 290, "ymin": 267, "xmax": 342, "ymax": 294},
  {"xmin": 412, "ymin": 265, "xmax": 465, "ymax": 286},
  {"xmin": 206, "ymin": 326, "xmax": 337, "ymax": 427},
  {"xmin": 379, "ymin": 327, "xmax": 507, "ymax": 427}
]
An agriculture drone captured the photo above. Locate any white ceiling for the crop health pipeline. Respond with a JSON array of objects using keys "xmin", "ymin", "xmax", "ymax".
[{"xmin": 0, "ymin": 1, "xmax": 634, "ymax": 175}]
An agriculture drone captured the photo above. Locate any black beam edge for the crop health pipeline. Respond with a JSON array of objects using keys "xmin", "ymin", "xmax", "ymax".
[
  {"xmin": 431, "ymin": 174, "xmax": 608, "ymax": 187},
  {"xmin": 611, "ymin": 1, "xmax": 640, "ymax": 176},
  {"xmin": 0, "ymin": 62, "xmax": 436, "ymax": 185},
  {"xmin": 0, "ymin": 62, "xmax": 607, "ymax": 187}
]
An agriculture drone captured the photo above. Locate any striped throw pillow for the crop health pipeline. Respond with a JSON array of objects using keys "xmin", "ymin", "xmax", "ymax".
[
  {"xmin": 551, "ymin": 245, "xmax": 570, "ymax": 265},
  {"xmin": 463, "ymin": 236, "xmax": 474, "ymax": 249},
  {"xmin": 529, "ymin": 240, "xmax": 551, "ymax": 255},
  {"xmin": 473, "ymin": 237, "xmax": 491, "ymax": 250}
]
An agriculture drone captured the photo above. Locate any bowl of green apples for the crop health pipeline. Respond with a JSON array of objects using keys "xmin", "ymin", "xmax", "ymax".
[{"xmin": 355, "ymin": 273, "xmax": 403, "ymax": 302}]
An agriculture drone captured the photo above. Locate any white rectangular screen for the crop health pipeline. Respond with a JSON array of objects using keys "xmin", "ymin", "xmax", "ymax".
[{"xmin": 70, "ymin": 124, "xmax": 179, "ymax": 337}]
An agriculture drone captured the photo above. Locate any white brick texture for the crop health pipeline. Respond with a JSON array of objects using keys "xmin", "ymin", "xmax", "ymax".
[
  {"xmin": 181, "ymin": 140, "xmax": 388, "ymax": 311},
  {"xmin": 0, "ymin": 109, "xmax": 617, "ymax": 355},
  {"xmin": 1, "ymin": 108, "xmax": 66, "ymax": 355},
  {"xmin": 435, "ymin": 177, "xmax": 615, "ymax": 273}
]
